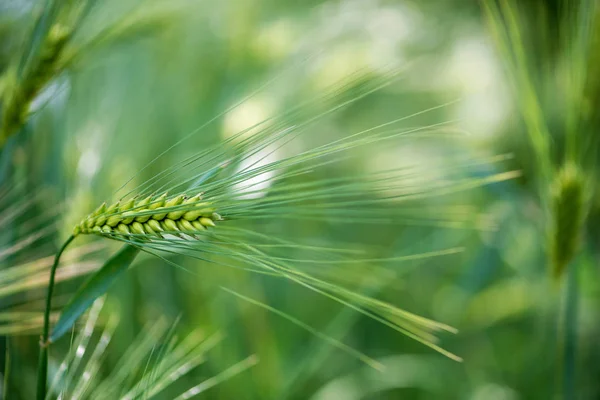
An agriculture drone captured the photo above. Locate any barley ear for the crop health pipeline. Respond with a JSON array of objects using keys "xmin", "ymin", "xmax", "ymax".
[
  {"xmin": 549, "ymin": 163, "xmax": 587, "ymax": 280},
  {"xmin": 74, "ymin": 192, "xmax": 220, "ymax": 241},
  {"xmin": 1, "ymin": 22, "xmax": 71, "ymax": 145}
]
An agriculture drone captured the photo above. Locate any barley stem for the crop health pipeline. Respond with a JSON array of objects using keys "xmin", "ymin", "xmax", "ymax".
[
  {"xmin": 36, "ymin": 234, "xmax": 75, "ymax": 400},
  {"xmin": 560, "ymin": 259, "xmax": 578, "ymax": 400},
  {"xmin": 3, "ymin": 337, "xmax": 11, "ymax": 400}
]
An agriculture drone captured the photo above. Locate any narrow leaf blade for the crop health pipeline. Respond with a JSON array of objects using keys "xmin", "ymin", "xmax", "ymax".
[{"xmin": 49, "ymin": 244, "xmax": 140, "ymax": 343}]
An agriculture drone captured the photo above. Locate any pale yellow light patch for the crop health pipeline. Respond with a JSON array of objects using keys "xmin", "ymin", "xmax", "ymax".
[
  {"xmin": 469, "ymin": 384, "xmax": 519, "ymax": 400},
  {"xmin": 252, "ymin": 18, "xmax": 296, "ymax": 62},
  {"xmin": 222, "ymin": 96, "xmax": 276, "ymax": 141},
  {"xmin": 309, "ymin": 43, "xmax": 372, "ymax": 92},
  {"xmin": 364, "ymin": 144, "xmax": 446, "ymax": 198},
  {"xmin": 445, "ymin": 37, "xmax": 510, "ymax": 137}
]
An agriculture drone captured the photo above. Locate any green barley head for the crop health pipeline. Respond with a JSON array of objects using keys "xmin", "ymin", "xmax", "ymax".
[
  {"xmin": 73, "ymin": 192, "xmax": 221, "ymax": 240},
  {"xmin": 549, "ymin": 162, "xmax": 587, "ymax": 279}
]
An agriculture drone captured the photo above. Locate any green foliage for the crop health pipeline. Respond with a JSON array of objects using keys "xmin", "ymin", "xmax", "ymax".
[
  {"xmin": 49, "ymin": 244, "xmax": 139, "ymax": 343},
  {"xmin": 46, "ymin": 299, "xmax": 258, "ymax": 399},
  {"xmin": 1, "ymin": 0, "xmax": 600, "ymax": 399}
]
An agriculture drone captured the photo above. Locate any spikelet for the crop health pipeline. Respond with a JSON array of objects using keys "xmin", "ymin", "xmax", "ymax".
[
  {"xmin": 73, "ymin": 192, "xmax": 221, "ymax": 240},
  {"xmin": 549, "ymin": 163, "xmax": 587, "ymax": 279}
]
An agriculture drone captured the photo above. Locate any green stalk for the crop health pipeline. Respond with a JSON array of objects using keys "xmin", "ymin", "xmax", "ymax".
[
  {"xmin": 4, "ymin": 337, "xmax": 11, "ymax": 400},
  {"xmin": 559, "ymin": 259, "xmax": 578, "ymax": 399},
  {"xmin": 36, "ymin": 234, "xmax": 75, "ymax": 400}
]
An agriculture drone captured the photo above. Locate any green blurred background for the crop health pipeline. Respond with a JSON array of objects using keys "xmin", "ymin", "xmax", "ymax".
[{"xmin": 1, "ymin": 0, "xmax": 599, "ymax": 399}]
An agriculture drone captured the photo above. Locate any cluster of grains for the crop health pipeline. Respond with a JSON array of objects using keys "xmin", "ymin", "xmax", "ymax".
[
  {"xmin": 74, "ymin": 193, "xmax": 221, "ymax": 239},
  {"xmin": 1, "ymin": 23, "xmax": 70, "ymax": 143},
  {"xmin": 549, "ymin": 163, "xmax": 586, "ymax": 279}
]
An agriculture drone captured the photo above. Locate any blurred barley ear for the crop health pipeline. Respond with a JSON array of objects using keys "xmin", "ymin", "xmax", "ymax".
[
  {"xmin": 0, "ymin": 0, "xmax": 183, "ymax": 146},
  {"xmin": 1, "ymin": 20, "xmax": 71, "ymax": 146},
  {"xmin": 549, "ymin": 163, "xmax": 586, "ymax": 280}
]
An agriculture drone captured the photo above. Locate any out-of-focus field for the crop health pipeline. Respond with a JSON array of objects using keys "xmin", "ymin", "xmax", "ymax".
[{"xmin": 1, "ymin": 0, "xmax": 599, "ymax": 399}]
